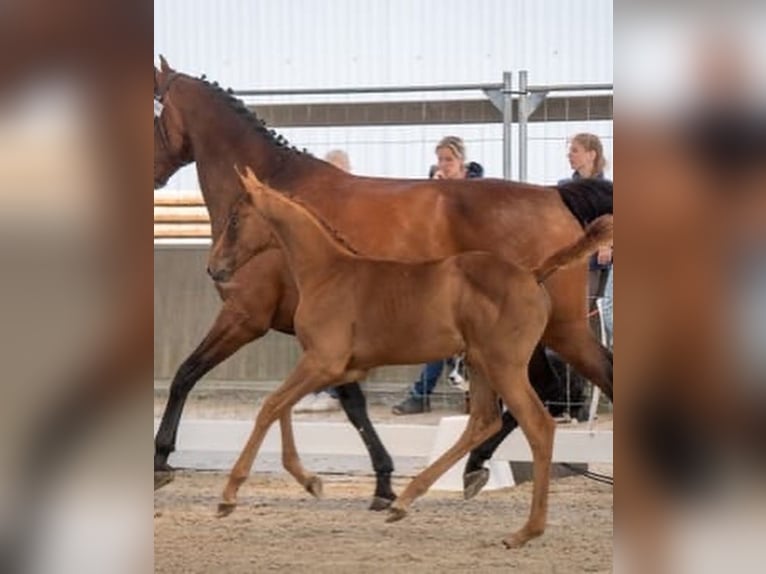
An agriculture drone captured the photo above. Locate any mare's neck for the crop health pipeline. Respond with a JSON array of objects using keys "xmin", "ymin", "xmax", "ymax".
[{"xmin": 180, "ymin": 87, "xmax": 304, "ymax": 238}]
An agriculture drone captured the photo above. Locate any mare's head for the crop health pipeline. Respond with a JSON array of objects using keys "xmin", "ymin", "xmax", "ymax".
[
  {"xmin": 207, "ymin": 167, "xmax": 277, "ymax": 282},
  {"xmin": 154, "ymin": 55, "xmax": 194, "ymax": 188}
]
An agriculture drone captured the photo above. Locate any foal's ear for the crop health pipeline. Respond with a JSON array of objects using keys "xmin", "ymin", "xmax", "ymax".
[
  {"xmin": 159, "ymin": 54, "xmax": 172, "ymax": 73},
  {"xmin": 234, "ymin": 163, "xmax": 247, "ymax": 182}
]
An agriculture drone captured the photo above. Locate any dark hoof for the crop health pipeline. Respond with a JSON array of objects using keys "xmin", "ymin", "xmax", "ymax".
[
  {"xmin": 385, "ymin": 505, "xmax": 407, "ymax": 523},
  {"xmin": 463, "ymin": 468, "xmax": 490, "ymax": 500},
  {"xmin": 216, "ymin": 501, "xmax": 237, "ymax": 518},
  {"xmin": 305, "ymin": 475, "xmax": 323, "ymax": 498},
  {"xmin": 154, "ymin": 469, "xmax": 175, "ymax": 491},
  {"xmin": 368, "ymin": 496, "xmax": 395, "ymax": 511}
]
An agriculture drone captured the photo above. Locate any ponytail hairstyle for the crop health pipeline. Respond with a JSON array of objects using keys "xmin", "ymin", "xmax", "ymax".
[{"xmin": 571, "ymin": 133, "xmax": 606, "ymax": 177}]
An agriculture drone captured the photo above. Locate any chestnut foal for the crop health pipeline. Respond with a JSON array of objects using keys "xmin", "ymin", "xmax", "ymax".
[{"xmin": 209, "ymin": 167, "xmax": 612, "ymax": 548}]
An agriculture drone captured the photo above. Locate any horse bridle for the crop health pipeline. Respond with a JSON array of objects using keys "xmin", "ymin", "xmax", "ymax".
[
  {"xmin": 154, "ymin": 70, "xmax": 181, "ymax": 103},
  {"xmin": 154, "ymin": 72, "xmax": 186, "ymax": 178}
]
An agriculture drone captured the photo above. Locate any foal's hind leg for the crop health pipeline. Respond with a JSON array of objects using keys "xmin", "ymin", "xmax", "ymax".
[
  {"xmin": 387, "ymin": 375, "xmax": 501, "ymax": 521},
  {"xmin": 491, "ymin": 366, "xmax": 556, "ymax": 549},
  {"xmin": 463, "ymin": 344, "xmax": 559, "ymax": 498},
  {"xmin": 154, "ymin": 303, "xmax": 267, "ymax": 489}
]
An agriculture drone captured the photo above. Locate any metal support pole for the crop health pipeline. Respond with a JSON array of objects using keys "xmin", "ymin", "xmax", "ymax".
[
  {"xmin": 502, "ymin": 71, "xmax": 513, "ymax": 180},
  {"xmin": 518, "ymin": 70, "xmax": 528, "ymax": 182}
]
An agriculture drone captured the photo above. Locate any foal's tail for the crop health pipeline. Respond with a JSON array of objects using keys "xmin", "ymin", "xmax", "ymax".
[{"xmin": 534, "ymin": 215, "xmax": 613, "ymax": 283}]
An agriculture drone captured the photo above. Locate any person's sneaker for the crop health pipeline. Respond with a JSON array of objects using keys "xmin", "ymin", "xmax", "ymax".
[
  {"xmin": 392, "ymin": 395, "xmax": 431, "ymax": 415},
  {"xmin": 293, "ymin": 394, "xmax": 318, "ymax": 413},
  {"xmin": 306, "ymin": 393, "xmax": 341, "ymax": 413}
]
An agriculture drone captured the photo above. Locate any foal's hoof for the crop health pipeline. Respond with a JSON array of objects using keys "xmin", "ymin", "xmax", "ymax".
[
  {"xmin": 502, "ymin": 528, "xmax": 542, "ymax": 549},
  {"xmin": 154, "ymin": 469, "xmax": 175, "ymax": 491},
  {"xmin": 502, "ymin": 534, "xmax": 528, "ymax": 549},
  {"xmin": 385, "ymin": 505, "xmax": 408, "ymax": 523},
  {"xmin": 304, "ymin": 475, "xmax": 323, "ymax": 498},
  {"xmin": 369, "ymin": 496, "xmax": 395, "ymax": 511},
  {"xmin": 216, "ymin": 501, "xmax": 237, "ymax": 518},
  {"xmin": 463, "ymin": 468, "xmax": 490, "ymax": 500}
]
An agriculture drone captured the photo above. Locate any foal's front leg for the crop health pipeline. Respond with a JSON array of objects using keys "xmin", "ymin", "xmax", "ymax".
[
  {"xmin": 387, "ymin": 377, "xmax": 501, "ymax": 521},
  {"xmin": 217, "ymin": 356, "xmax": 335, "ymax": 516},
  {"xmin": 279, "ymin": 409, "xmax": 323, "ymax": 498}
]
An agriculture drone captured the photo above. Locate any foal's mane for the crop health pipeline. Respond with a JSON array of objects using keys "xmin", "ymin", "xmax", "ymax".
[
  {"xmin": 255, "ymin": 184, "xmax": 363, "ymax": 257},
  {"xmin": 192, "ymin": 73, "xmax": 310, "ymax": 157}
]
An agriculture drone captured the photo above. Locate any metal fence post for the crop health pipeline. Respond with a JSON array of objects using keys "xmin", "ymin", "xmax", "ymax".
[
  {"xmin": 518, "ymin": 70, "xmax": 528, "ymax": 182},
  {"xmin": 502, "ymin": 71, "xmax": 513, "ymax": 180}
]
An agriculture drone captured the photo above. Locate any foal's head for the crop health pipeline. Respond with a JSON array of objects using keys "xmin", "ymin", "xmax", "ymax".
[
  {"xmin": 207, "ymin": 169, "xmax": 277, "ymax": 282},
  {"xmin": 153, "ymin": 56, "xmax": 193, "ymax": 188}
]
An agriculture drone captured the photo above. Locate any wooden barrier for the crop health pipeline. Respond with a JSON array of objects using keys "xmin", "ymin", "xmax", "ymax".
[{"xmin": 155, "ymin": 192, "xmax": 210, "ymax": 239}]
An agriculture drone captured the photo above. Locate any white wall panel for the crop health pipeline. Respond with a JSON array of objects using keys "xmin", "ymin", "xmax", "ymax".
[{"xmin": 154, "ymin": 0, "xmax": 612, "ymax": 184}]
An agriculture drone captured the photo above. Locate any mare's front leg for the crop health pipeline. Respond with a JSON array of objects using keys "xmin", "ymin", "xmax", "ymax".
[
  {"xmin": 335, "ymin": 382, "xmax": 396, "ymax": 510},
  {"xmin": 387, "ymin": 375, "xmax": 501, "ymax": 521},
  {"xmin": 154, "ymin": 301, "xmax": 268, "ymax": 490},
  {"xmin": 217, "ymin": 355, "xmax": 339, "ymax": 516}
]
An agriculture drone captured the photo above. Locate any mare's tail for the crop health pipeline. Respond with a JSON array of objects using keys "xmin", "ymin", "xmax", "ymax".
[{"xmin": 534, "ymin": 215, "xmax": 613, "ymax": 283}]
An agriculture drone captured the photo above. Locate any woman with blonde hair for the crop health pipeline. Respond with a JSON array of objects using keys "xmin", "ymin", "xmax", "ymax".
[
  {"xmin": 559, "ymin": 132, "xmax": 612, "ymax": 341},
  {"xmin": 563, "ymin": 132, "xmax": 607, "ymax": 180}
]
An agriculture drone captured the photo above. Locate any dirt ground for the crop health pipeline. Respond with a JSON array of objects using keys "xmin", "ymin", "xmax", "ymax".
[{"xmin": 154, "ymin": 471, "xmax": 612, "ymax": 573}]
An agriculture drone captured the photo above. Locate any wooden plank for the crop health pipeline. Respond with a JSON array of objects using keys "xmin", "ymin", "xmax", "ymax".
[
  {"xmin": 154, "ymin": 194, "xmax": 205, "ymax": 207},
  {"xmin": 154, "ymin": 223, "xmax": 211, "ymax": 238},
  {"xmin": 154, "ymin": 206, "xmax": 210, "ymax": 223}
]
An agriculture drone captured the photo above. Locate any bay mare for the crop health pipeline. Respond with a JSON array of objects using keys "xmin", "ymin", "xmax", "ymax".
[
  {"xmin": 153, "ymin": 57, "xmax": 613, "ymax": 507},
  {"xmin": 208, "ymin": 168, "xmax": 613, "ymax": 548}
]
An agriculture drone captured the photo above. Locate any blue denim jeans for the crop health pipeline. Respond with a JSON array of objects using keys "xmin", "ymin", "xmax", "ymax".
[{"xmin": 411, "ymin": 360, "xmax": 446, "ymax": 398}]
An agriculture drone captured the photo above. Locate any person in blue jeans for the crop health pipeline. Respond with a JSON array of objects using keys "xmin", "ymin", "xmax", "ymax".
[{"xmin": 392, "ymin": 136, "xmax": 483, "ymax": 415}]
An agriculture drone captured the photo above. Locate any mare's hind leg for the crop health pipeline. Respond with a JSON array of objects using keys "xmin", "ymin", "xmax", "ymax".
[
  {"xmin": 335, "ymin": 383, "xmax": 396, "ymax": 510},
  {"xmin": 544, "ymin": 320, "xmax": 613, "ymax": 401},
  {"xmin": 218, "ymin": 355, "xmax": 339, "ymax": 516},
  {"xmin": 154, "ymin": 302, "xmax": 267, "ymax": 490},
  {"xmin": 387, "ymin": 372, "xmax": 501, "ymax": 521},
  {"xmin": 491, "ymin": 366, "xmax": 556, "ymax": 549},
  {"xmin": 463, "ymin": 344, "xmax": 560, "ymax": 498}
]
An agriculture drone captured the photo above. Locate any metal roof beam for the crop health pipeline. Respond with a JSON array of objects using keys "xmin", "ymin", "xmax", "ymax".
[{"xmin": 248, "ymin": 94, "xmax": 612, "ymax": 127}]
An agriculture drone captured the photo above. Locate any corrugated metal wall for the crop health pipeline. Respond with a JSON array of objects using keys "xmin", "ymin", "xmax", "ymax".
[
  {"xmin": 154, "ymin": 0, "xmax": 612, "ymax": 183},
  {"xmin": 154, "ymin": 0, "xmax": 611, "ymax": 88}
]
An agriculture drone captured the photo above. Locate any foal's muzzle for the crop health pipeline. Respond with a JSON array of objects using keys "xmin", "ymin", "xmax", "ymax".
[{"xmin": 207, "ymin": 266, "xmax": 232, "ymax": 283}]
